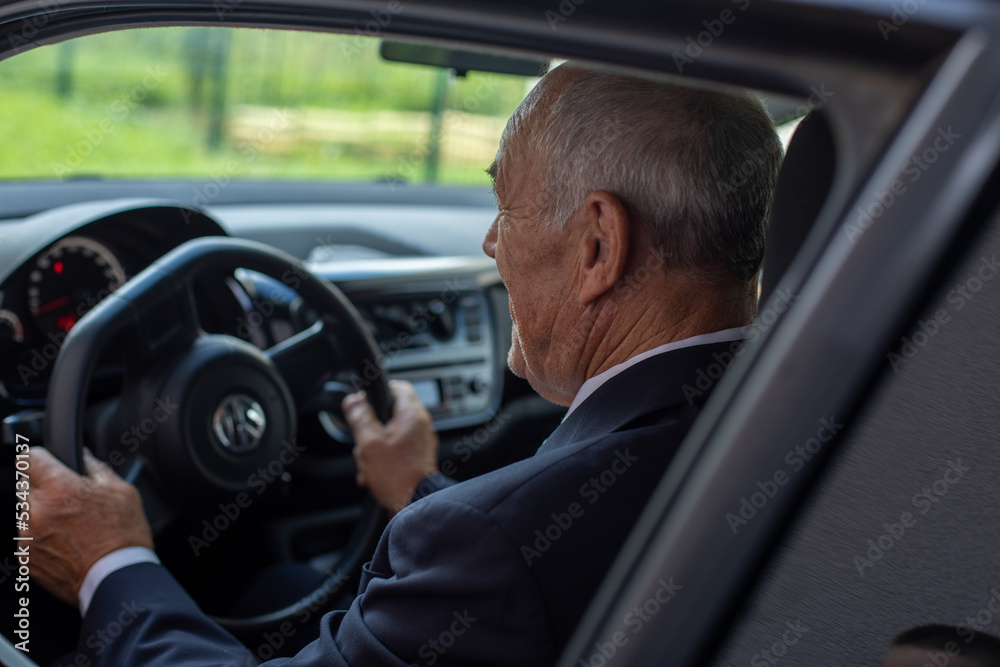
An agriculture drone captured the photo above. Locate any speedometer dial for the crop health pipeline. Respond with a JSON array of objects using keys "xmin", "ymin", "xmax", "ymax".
[
  {"xmin": 27, "ymin": 237, "xmax": 126, "ymax": 336},
  {"xmin": 0, "ymin": 308, "xmax": 25, "ymax": 348}
]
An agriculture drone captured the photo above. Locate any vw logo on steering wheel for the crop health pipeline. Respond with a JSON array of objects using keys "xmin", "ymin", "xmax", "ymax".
[{"xmin": 212, "ymin": 394, "xmax": 267, "ymax": 453}]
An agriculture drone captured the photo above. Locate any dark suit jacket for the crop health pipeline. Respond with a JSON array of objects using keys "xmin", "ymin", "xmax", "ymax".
[{"xmin": 76, "ymin": 341, "xmax": 736, "ymax": 666}]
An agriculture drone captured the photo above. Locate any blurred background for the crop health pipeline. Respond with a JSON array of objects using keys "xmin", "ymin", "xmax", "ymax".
[{"xmin": 0, "ymin": 27, "xmax": 536, "ymax": 184}]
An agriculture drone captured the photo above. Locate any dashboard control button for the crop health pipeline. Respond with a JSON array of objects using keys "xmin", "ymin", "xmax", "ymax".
[{"xmin": 470, "ymin": 375, "xmax": 489, "ymax": 394}]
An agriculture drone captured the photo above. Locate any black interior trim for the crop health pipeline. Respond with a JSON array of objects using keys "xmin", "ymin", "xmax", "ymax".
[{"xmin": 560, "ymin": 29, "xmax": 1000, "ymax": 667}]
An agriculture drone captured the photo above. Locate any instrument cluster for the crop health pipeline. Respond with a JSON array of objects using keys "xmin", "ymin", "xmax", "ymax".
[
  {"xmin": 0, "ymin": 203, "xmax": 230, "ymax": 404},
  {"xmin": 0, "ymin": 235, "xmax": 130, "ymax": 398}
]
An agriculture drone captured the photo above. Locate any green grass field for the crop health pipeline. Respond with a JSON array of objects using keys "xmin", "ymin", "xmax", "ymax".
[{"xmin": 0, "ymin": 28, "xmax": 533, "ymax": 184}]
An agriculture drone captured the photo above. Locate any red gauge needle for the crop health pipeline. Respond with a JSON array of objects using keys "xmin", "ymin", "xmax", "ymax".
[{"xmin": 34, "ymin": 296, "xmax": 69, "ymax": 315}]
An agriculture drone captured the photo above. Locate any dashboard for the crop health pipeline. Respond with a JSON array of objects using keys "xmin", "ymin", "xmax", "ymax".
[
  {"xmin": 0, "ymin": 198, "xmax": 519, "ymax": 450},
  {"xmin": 339, "ymin": 282, "xmax": 503, "ymax": 432}
]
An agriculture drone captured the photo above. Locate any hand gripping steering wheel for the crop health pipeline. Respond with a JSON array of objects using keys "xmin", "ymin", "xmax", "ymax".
[{"xmin": 44, "ymin": 236, "xmax": 391, "ymax": 632}]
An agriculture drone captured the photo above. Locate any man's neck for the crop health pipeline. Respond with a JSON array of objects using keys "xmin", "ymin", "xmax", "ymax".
[
  {"xmin": 564, "ymin": 325, "xmax": 750, "ymax": 417},
  {"xmin": 579, "ymin": 278, "xmax": 755, "ymax": 382}
]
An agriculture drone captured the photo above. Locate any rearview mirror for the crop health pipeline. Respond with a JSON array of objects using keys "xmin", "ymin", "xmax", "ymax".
[{"xmin": 380, "ymin": 40, "xmax": 548, "ymax": 77}]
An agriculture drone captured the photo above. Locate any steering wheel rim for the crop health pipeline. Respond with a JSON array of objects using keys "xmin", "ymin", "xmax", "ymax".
[{"xmin": 44, "ymin": 236, "xmax": 391, "ymax": 631}]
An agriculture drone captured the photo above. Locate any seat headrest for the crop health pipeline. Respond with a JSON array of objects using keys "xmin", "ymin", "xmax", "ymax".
[{"xmin": 760, "ymin": 112, "xmax": 836, "ymax": 304}]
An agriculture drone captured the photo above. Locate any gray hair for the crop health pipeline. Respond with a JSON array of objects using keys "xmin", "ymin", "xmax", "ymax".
[{"xmin": 500, "ymin": 66, "xmax": 783, "ymax": 285}]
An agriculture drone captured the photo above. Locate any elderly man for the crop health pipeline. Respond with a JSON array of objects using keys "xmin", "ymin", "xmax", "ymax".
[{"xmin": 27, "ymin": 63, "xmax": 782, "ymax": 666}]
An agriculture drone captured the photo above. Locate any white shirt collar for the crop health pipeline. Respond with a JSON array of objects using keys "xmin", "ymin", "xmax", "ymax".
[{"xmin": 564, "ymin": 326, "xmax": 750, "ymax": 418}]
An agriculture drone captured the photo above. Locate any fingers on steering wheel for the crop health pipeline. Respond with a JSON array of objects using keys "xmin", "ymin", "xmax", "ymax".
[
  {"xmin": 344, "ymin": 391, "xmax": 382, "ymax": 434},
  {"xmin": 25, "ymin": 446, "xmax": 61, "ymax": 487},
  {"xmin": 388, "ymin": 379, "xmax": 417, "ymax": 407},
  {"xmin": 82, "ymin": 448, "xmax": 115, "ymax": 481}
]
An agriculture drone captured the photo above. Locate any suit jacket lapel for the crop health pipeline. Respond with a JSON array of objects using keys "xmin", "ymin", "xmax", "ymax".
[{"xmin": 538, "ymin": 340, "xmax": 741, "ymax": 453}]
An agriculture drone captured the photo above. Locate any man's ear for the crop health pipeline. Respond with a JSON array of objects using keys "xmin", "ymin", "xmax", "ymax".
[{"xmin": 576, "ymin": 190, "xmax": 630, "ymax": 304}]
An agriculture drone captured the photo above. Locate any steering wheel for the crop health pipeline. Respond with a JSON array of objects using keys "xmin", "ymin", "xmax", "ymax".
[{"xmin": 44, "ymin": 236, "xmax": 391, "ymax": 632}]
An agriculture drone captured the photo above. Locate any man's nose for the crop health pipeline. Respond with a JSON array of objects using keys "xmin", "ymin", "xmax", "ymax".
[{"xmin": 482, "ymin": 216, "xmax": 498, "ymax": 258}]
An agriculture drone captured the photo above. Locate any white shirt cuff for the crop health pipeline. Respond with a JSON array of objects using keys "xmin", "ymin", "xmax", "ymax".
[{"xmin": 79, "ymin": 546, "xmax": 160, "ymax": 617}]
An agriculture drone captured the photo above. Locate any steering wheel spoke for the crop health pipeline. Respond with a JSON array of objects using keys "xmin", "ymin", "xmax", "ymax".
[
  {"xmin": 127, "ymin": 459, "xmax": 177, "ymax": 536},
  {"xmin": 126, "ymin": 269, "xmax": 202, "ymax": 364},
  {"xmin": 265, "ymin": 319, "xmax": 342, "ymax": 405},
  {"xmin": 81, "ymin": 397, "xmax": 176, "ymax": 535}
]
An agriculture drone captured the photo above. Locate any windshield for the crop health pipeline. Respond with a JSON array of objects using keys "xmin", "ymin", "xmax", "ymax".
[{"xmin": 0, "ymin": 27, "xmax": 535, "ymax": 184}]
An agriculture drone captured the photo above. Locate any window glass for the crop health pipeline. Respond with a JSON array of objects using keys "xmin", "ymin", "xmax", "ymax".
[{"xmin": 0, "ymin": 28, "xmax": 535, "ymax": 184}]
